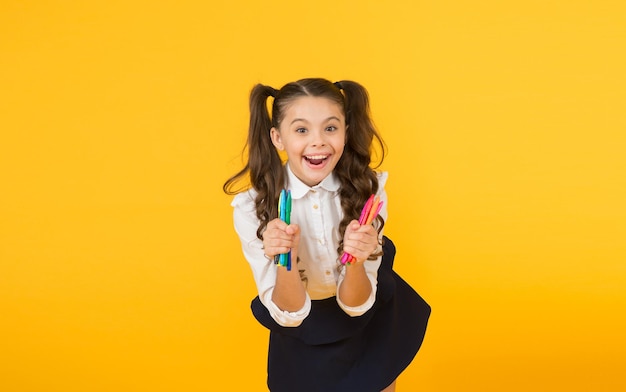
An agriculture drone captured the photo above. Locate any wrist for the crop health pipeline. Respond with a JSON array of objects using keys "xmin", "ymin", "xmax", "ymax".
[{"xmin": 344, "ymin": 260, "xmax": 366, "ymax": 272}]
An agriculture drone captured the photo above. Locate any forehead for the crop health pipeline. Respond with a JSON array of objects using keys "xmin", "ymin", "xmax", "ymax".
[{"xmin": 280, "ymin": 96, "xmax": 345, "ymax": 123}]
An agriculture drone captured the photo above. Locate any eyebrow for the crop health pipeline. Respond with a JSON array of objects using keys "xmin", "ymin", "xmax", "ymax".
[{"xmin": 290, "ymin": 116, "xmax": 341, "ymax": 125}]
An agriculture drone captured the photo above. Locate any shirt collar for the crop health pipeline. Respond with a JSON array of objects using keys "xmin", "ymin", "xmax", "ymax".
[{"xmin": 286, "ymin": 163, "xmax": 340, "ymax": 199}]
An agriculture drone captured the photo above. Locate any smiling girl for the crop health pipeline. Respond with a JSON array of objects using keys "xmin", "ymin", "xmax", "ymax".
[{"xmin": 224, "ymin": 78, "xmax": 430, "ymax": 392}]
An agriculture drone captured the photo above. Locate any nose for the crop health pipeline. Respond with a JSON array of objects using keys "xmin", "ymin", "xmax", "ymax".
[{"xmin": 310, "ymin": 129, "xmax": 327, "ymax": 147}]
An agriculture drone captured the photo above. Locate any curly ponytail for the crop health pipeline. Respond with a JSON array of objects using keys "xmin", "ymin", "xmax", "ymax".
[
  {"xmin": 334, "ymin": 80, "xmax": 387, "ymax": 258},
  {"xmin": 223, "ymin": 84, "xmax": 284, "ymax": 239}
]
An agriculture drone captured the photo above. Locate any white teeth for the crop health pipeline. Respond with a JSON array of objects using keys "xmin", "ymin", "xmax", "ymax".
[{"xmin": 305, "ymin": 155, "xmax": 327, "ymax": 160}]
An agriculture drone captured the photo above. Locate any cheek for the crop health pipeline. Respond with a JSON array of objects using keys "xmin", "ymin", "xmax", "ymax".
[
  {"xmin": 285, "ymin": 142, "xmax": 304, "ymax": 157},
  {"xmin": 335, "ymin": 136, "xmax": 347, "ymax": 153}
]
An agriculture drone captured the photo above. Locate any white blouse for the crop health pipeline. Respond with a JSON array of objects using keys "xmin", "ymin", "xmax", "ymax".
[{"xmin": 231, "ymin": 164, "xmax": 388, "ymax": 327}]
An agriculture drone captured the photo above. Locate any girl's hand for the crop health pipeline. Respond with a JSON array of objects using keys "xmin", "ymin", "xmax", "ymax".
[
  {"xmin": 262, "ymin": 218, "xmax": 300, "ymax": 259},
  {"xmin": 342, "ymin": 220, "xmax": 379, "ymax": 264}
]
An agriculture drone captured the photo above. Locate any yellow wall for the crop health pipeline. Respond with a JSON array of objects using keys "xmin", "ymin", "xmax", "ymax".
[{"xmin": 1, "ymin": 1, "xmax": 625, "ymax": 390}]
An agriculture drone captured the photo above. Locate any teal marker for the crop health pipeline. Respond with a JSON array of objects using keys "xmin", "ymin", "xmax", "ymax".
[
  {"xmin": 274, "ymin": 190, "xmax": 284, "ymax": 265},
  {"xmin": 286, "ymin": 190, "xmax": 292, "ymax": 271},
  {"xmin": 279, "ymin": 189, "xmax": 287, "ymax": 267}
]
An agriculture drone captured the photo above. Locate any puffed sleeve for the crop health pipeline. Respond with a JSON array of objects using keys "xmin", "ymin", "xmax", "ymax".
[
  {"xmin": 231, "ymin": 191, "xmax": 311, "ymax": 327},
  {"xmin": 335, "ymin": 171, "xmax": 389, "ymax": 316}
]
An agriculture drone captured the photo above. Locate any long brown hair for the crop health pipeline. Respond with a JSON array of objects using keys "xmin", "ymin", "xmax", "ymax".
[{"xmin": 223, "ymin": 78, "xmax": 386, "ymax": 257}]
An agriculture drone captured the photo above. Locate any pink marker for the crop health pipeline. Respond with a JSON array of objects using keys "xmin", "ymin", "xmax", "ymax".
[
  {"xmin": 341, "ymin": 195, "xmax": 381, "ymax": 265},
  {"xmin": 348, "ymin": 200, "xmax": 383, "ymax": 264},
  {"xmin": 358, "ymin": 194, "xmax": 375, "ymax": 224}
]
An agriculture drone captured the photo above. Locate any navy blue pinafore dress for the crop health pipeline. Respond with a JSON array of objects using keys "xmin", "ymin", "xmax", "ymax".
[{"xmin": 251, "ymin": 237, "xmax": 431, "ymax": 392}]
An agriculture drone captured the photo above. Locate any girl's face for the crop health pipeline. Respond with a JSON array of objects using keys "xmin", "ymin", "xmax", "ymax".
[{"xmin": 271, "ymin": 96, "xmax": 346, "ymax": 187}]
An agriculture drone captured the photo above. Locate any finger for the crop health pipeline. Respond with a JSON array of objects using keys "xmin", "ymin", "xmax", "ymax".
[
  {"xmin": 346, "ymin": 229, "xmax": 377, "ymax": 244},
  {"xmin": 266, "ymin": 246, "xmax": 292, "ymax": 258},
  {"xmin": 353, "ymin": 224, "xmax": 377, "ymax": 235},
  {"xmin": 263, "ymin": 240, "xmax": 293, "ymax": 257},
  {"xmin": 344, "ymin": 234, "xmax": 379, "ymax": 257},
  {"xmin": 263, "ymin": 232, "xmax": 291, "ymax": 249},
  {"xmin": 285, "ymin": 223, "xmax": 300, "ymax": 236},
  {"xmin": 345, "ymin": 220, "xmax": 361, "ymax": 233},
  {"xmin": 267, "ymin": 218, "xmax": 289, "ymax": 231},
  {"xmin": 263, "ymin": 228, "xmax": 295, "ymax": 256},
  {"xmin": 264, "ymin": 234, "xmax": 295, "ymax": 248}
]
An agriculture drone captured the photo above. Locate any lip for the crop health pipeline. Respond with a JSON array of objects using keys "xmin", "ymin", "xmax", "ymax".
[{"xmin": 302, "ymin": 154, "xmax": 331, "ymax": 169}]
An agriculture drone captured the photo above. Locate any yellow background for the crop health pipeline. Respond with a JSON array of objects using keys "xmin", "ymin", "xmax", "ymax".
[{"xmin": 1, "ymin": 1, "xmax": 625, "ymax": 391}]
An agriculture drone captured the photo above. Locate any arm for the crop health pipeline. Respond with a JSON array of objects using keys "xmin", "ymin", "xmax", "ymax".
[
  {"xmin": 336, "ymin": 172, "xmax": 389, "ymax": 315},
  {"xmin": 262, "ymin": 219, "xmax": 306, "ymax": 312},
  {"xmin": 337, "ymin": 221, "xmax": 380, "ymax": 307},
  {"xmin": 232, "ymin": 192, "xmax": 310, "ymax": 326}
]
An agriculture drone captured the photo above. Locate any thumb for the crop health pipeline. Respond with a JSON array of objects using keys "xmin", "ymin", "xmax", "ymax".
[
  {"xmin": 348, "ymin": 220, "xmax": 361, "ymax": 232},
  {"xmin": 286, "ymin": 223, "xmax": 300, "ymax": 235}
]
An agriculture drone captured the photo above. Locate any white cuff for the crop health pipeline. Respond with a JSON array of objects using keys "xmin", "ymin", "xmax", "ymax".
[
  {"xmin": 263, "ymin": 289, "xmax": 311, "ymax": 327},
  {"xmin": 336, "ymin": 283, "xmax": 377, "ymax": 317}
]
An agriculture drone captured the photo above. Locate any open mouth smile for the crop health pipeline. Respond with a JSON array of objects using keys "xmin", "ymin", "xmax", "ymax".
[{"xmin": 304, "ymin": 154, "xmax": 329, "ymax": 166}]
